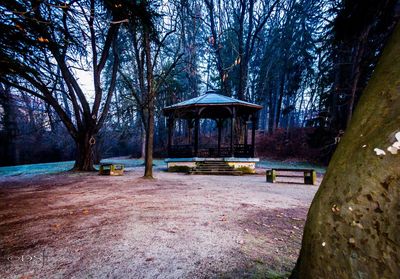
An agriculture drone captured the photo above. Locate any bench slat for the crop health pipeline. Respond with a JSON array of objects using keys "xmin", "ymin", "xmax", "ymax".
[
  {"xmin": 276, "ymin": 174, "xmax": 304, "ymax": 178},
  {"xmin": 270, "ymin": 168, "xmax": 314, "ymax": 172}
]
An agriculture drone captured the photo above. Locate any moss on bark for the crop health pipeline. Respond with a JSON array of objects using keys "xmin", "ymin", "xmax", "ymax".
[{"xmin": 292, "ymin": 23, "xmax": 400, "ymax": 278}]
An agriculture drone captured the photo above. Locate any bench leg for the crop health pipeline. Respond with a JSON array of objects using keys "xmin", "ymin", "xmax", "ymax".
[
  {"xmin": 266, "ymin": 170, "xmax": 276, "ymax": 183},
  {"xmin": 304, "ymin": 170, "xmax": 316, "ymax": 185},
  {"xmin": 99, "ymin": 165, "xmax": 111, "ymax": 175}
]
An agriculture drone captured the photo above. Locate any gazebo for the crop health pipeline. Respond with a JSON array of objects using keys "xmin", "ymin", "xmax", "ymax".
[{"xmin": 163, "ymin": 91, "xmax": 263, "ymax": 172}]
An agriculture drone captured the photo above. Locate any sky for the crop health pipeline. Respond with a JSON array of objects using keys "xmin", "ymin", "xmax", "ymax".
[{"xmin": 74, "ymin": 68, "xmax": 95, "ymax": 102}]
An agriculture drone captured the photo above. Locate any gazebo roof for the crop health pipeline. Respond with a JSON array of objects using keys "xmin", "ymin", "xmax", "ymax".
[{"xmin": 163, "ymin": 91, "xmax": 263, "ymax": 111}]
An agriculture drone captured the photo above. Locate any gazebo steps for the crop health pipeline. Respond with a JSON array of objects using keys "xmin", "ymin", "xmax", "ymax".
[
  {"xmin": 190, "ymin": 161, "xmax": 242, "ymax": 175},
  {"xmin": 197, "ymin": 160, "xmax": 227, "ymax": 166},
  {"xmin": 195, "ymin": 165, "xmax": 233, "ymax": 169},
  {"xmin": 190, "ymin": 170, "xmax": 243, "ymax": 176}
]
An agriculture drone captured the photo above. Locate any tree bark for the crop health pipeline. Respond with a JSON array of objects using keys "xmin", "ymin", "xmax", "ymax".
[
  {"xmin": 268, "ymin": 87, "xmax": 275, "ymax": 134},
  {"xmin": 143, "ymin": 27, "xmax": 155, "ymax": 179},
  {"xmin": 144, "ymin": 102, "xmax": 154, "ymax": 178},
  {"xmin": 237, "ymin": 0, "xmax": 246, "ymax": 100},
  {"xmin": 291, "ymin": 23, "xmax": 400, "ymax": 279},
  {"xmin": 141, "ymin": 122, "xmax": 146, "ymax": 159},
  {"xmin": 73, "ymin": 132, "xmax": 96, "ymax": 171},
  {"xmin": 0, "ymin": 84, "xmax": 20, "ymax": 165}
]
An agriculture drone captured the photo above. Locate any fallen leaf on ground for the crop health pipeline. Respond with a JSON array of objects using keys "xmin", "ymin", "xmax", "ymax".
[{"xmin": 19, "ymin": 274, "xmax": 33, "ymax": 279}]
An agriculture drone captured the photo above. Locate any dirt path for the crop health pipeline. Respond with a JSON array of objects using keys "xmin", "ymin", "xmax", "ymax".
[{"xmin": 0, "ymin": 168, "xmax": 321, "ymax": 279}]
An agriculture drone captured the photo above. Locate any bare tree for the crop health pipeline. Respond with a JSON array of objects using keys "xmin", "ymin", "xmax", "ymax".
[
  {"xmin": 0, "ymin": 1, "xmax": 122, "ymax": 170},
  {"xmin": 118, "ymin": 3, "xmax": 183, "ymax": 178}
]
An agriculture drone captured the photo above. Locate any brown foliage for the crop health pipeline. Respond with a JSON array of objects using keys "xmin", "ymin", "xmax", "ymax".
[{"xmin": 256, "ymin": 128, "xmax": 333, "ymax": 164}]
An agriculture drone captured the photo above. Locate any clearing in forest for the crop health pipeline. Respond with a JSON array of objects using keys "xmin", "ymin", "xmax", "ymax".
[{"xmin": 0, "ymin": 166, "xmax": 321, "ymax": 278}]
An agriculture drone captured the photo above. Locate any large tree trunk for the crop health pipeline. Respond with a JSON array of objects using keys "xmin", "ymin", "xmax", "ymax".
[
  {"xmin": 73, "ymin": 132, "xmax": 96, "ymax": 171},
  {"xmin": 140, "ymin": 123, "xmax": 146, "ymax": 159},
  {"xmin": 143, "ymin": 27, "xmax": 155, "ymax": 179},
  {"xmin": 275, "ymin": 73, "xmax": 285, "ymax": 130},
  {"xmin": 0, "ymin": 84, "xmax": 20, "ymax": 165},
  {"xmin": 238, "ymin": 61, "xmax": 249, "ymax": 100},
  {"xmin": 291, "ymin": 24, "xmax": 400, "ymax": 278},
  {"xmin": 144, "ymin": 103, "xmax": 154, "ymax": 178},
  {"xmin": 268, "ymin": 87, "xmax": 275, "ymax": 134}
]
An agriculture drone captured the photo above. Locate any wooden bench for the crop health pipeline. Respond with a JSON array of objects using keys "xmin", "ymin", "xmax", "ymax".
[
  {"xmin": 99, "ymin": 163, "xmax": 125, "ymax": 176},
  {"xmin": 266, "ymin": 168, "xmax": 316, "ymax": 185}
]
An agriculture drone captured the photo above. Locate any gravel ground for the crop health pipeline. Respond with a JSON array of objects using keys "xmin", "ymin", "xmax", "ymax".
[{"xmin": 0, "ymin": 168, "xmax": 321, "ymax": 279}]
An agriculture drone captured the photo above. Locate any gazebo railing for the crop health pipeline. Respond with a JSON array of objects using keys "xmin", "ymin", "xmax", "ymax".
[
  {"xmin": 234, "ymin": 144, "xmax": 255, "ymax": 158},
  {"xmin": 168, "ymin": 144, "xmax": 194, "ymax": 158},
  {"xmin": 168, "ymin": 144, "xmax": 254, "ymax": 158}
]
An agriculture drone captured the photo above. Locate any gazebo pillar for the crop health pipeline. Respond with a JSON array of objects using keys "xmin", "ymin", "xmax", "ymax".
[
  {"xmin": 230, "ymin": 108, "xmax": 236, "ymax": 157},
  {"xmin": 251, "ymin": 114, "xmax": 257, "ymax": 157},
  {"xmin": 194, "ymin": 116, "xmax": 199, "ymax": 157},
  {"xmin": 167, "ymin": 117, "xmax": 174, "ymax": 155},
  {"xmin": 187, "ymin": 119, "xmax": 193, "ymax": 145},
  {"xmin": 216, "ymin": 119, "xmax": 223, "ymax": 157},
  {"xmin": 244, "ymin": 119, "xmax": 249, "ymax": 145}
]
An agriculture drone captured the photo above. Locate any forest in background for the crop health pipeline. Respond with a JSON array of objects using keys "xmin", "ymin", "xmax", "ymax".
[{"xmin": 0, "ymin": 0, "xmax": 398, "ymax": 169}]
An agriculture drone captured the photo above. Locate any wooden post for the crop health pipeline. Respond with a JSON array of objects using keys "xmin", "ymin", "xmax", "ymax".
[
  {"xmin": 251, "ymin": 114, "xmax": 257, "ymax": 157},
  {"xmin": 194, "ymin": 116, "xmax": 199, "ymax": 157},
  {"xmin": 230, "ymin": 108, "xmax": 235, "ymax": 157},
  {"xmin": 167, "ymin": 117, "xmax": 174, "ymax": 156},
  {"xmin": 244, "ymin": 119, "xmax": 248, "ymax": 145},
  {"xmin": 217, "ymin": 119, "xmax": 222, "ymax": 157},
  {"xmin": 304, "ymin": 170, "xmax": 316, "ymax": 185},
  {"xmin": 266, "ymin": 169, "xmax": 276, "ymax": 183},
  {"xmin": 187, "ymin": 119, "xmax": 193, "ymax": 145}
]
